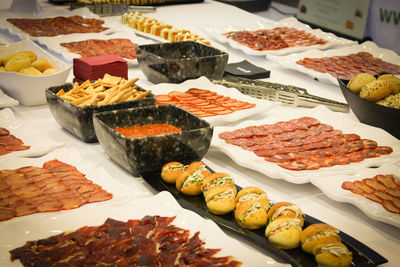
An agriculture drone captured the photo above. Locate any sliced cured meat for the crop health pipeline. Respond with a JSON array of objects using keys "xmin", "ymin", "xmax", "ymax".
[
  {"xmin": 342, "ymin": 174, "xmax": 400, "ymax": 214},
  {"xmin": 219, "ymin": 117, "xmax": 392, "ymax": 171},
  {"xmin": 60, "ymin": 38, "xmax": 138, "ymax": 59},
  {"xmin": 7, "ymin": 16, "xmax": 108, "ymax": 37},
  {"xmin": 0, "ymin": 159, "xmax": 112, "ymax": 222},
  {"xmin": 157, "ymin": 88, "xmax": 255, "ymax": 117},
  {"xmin": 296, "ymin": 52, "xmax": 400, "ymax": 79},
  {"xmin": 0, "ymin": 127, "xmax": 30, "ymax": 156},
  {"xmin": 10, "ymin": 215, "xmax": 242, "ymax": 267}
]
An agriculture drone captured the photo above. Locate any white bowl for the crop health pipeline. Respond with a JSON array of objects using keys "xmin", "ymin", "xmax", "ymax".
[{"xmin": 0, "ymin": 39, "xmax": 71, "ymax": 106}]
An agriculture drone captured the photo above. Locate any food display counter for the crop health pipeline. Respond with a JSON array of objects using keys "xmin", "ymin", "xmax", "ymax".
[{"xmin": 0, "ymin": 0, "xmax": 399, "ymax": 266}]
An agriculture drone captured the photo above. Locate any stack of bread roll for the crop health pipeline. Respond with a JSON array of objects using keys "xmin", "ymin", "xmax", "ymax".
[
  {"xmin": 234, "ymin": 187, "xmax": 270, "ymax": 229},
  {"xmin": 264, "ymin": 202, "xmax": 304, "ymax": 249},
  {"xmin": 301, "ymin": 224, "xmax": 352, "ymax": 267}
]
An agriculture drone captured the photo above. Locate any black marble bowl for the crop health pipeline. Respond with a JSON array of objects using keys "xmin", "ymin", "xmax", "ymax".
[
  {"xmin": 338, "ymin": 78, "xmax": 400, "ymax": 139},
  {"xmin": 136, "ymin": 41, "xmax": 229, "ymax": 84},
  {"xmin": 46, "ymin": 83, "xmax": 155, "ymax": 143},
  {"xmin": 92, "ymin": 105, "xmax": 213, "ymax": 177}
]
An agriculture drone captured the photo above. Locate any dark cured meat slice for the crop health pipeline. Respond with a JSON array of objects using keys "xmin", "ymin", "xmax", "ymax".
[
  {"xmin": 0, "ymin": 128, "xmax": 9, "ymax": 136},
  {"xmin": 10, "ymin": 216, "xmax": 242, "ymax": 267}
]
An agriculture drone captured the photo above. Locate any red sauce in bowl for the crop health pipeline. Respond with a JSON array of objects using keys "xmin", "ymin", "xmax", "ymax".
[{"xmin": 114, "ymin": 123, "xmax": 182, "ymax": 138}]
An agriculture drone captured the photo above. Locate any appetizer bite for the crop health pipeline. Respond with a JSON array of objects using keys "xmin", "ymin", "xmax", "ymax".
[
  {"xmin": 265, "ymin": 201, "xmax": 304, "ymax": 249},
  {"xmin": 176, "ymin": 161, "xmax": 211, "ymax": 196},
  {"xmin": 161, "ymin": 161, "xmax": 186, "ymax": 184},
  {"xmin": 267, "ymin": 201, "xmax": 304, "ymax": 227},
  {"xmin": 313, "ymin": 241, "xmax": 352, "ymax": 267},
  {"xmin": 265, "ymin": 216, "xmax": 303, "ymax": 249},
  {"xmin": 301, "ymin": 223, "xmax": 341, "ymax": 254},
  {"xmin": 234, "ymin": 187, "xmax": 270, "ymax": 229},
  {"xmin": 202, "ymin": 172, "xmax": 237, "ymax": 215}
]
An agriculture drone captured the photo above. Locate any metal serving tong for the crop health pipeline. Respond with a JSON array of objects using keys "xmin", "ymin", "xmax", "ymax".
[
  {"xmin": 212, "ymin": 76, "xmax": 349, "ymax": 113},
  {"xmin": 70, "ymin": 3, "xmax": 156, "ymax": 16}
]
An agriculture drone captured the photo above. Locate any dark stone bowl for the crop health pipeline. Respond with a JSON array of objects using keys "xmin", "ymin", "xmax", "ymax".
[
  {"xmin": 136, "ymin": 41, "xmax": 229, "ymax": 84},
  {"xmin": 338, "ymin": 78, "xmax": 400, "ymax": 139},
  {"xmin": 45, "ymin": 83, "xmax": 155, "ymax": 143},
  {"xmin": 92, "ymin": 105, "xmax": 213, "ymax": 177}
]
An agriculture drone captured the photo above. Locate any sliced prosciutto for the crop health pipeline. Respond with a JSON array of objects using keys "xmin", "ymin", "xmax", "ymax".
[
  {"xmin": 156, "ymin": 88, "xmax": 256, "ymax": 117},
  {"xmin": 0, "ymin": 127, "xmax": 30, "ymax": 156},
  {"xmin": 10, "ymin": 215, "xmax": 242, "ymax": 267},
  {"xmin": 342, "ymin": 174, "xmax": 400, "ymax": 214},
  {"xmin": 296, "ymin": 52, "xmax": 400, "ymax": 80},
  {"xmin": 0, "ymin": 159, "xmax": 112, "ymax": 222},
  {"xmin": 218, "ymin": 117, "xmax": 393, "ymax": 171}
]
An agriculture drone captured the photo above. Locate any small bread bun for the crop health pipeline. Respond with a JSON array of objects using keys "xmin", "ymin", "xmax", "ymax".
[
  {"xmin": 175, "ymin": 161, "xmax": 210, "ymax": 196},
  {"xmin": 202, "ymin": 172, "xmax": 235, "ymax": 199},
  {"xmin": 301, "ymin": 223, "xmax": 341, "ymax": 254},
  {"xmin": 267, "ymin": 202, "xmax": 304, "ymax": 226},
  {"xmin": 347, "ymin": 73, "xmax": 376, "ymax": 94},
  {"xmin": 265, "ymin": 216, "xmax": 302, "ymax": 249},
  {"xmin": 31, "ymin": 59, "xmax": 53, "ymax": 72},
  {"xmin": 378, "ymin": 74, "xmax": 400, "ymax": 94},
  {"xmin": 235, "ymin": 199, "xmax": 268, "ymax": 229},
  {"xmin": 313, "ymin": 241, "xmax": 352, "ymax": 267},
  {"xmin": 359, "ymin": 79, "xmax": 392, "ymax": 101},
  {"xmin": 235, "ymin": 186, "xmax": 270, "ymax": 210},
  {"xmin": 161, "ymin": 161, "xmax": 186, "ymax": 183},
  {"xmin": 205, "ymin": 184, "xmax": 237, "ymax": 215}
]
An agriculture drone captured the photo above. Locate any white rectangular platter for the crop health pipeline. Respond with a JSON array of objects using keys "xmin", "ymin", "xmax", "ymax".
[
  {"xmin": 147, "ymin": 76, "xmax": 280, "ymax": 126},
  {"xmin": 199, "ymin": 17, "xmax": 357, "ymax": 56},
  {"xmin": 0, "ymin": 191, "xmax": 289, "ymax": 267},
  {"xmin": 211, "ymin": 106, "xmax": 400, "ymax": 184}
]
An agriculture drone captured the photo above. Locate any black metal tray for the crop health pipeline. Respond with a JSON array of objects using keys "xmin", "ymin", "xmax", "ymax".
[{"xmin": 140, "ymin": 168, "xmax": 388, "ymax": 267}]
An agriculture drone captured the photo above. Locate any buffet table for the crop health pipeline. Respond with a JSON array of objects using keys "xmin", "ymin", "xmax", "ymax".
[{"xmin": 0, "ymin": 0, "xmax": 399, "ymax": 266}]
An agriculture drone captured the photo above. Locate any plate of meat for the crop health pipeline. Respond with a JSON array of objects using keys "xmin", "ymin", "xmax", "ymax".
[
  {"xmin": 199, "ymin": 17, "xmax": 357, "ymax": 56},
  {"xmin": 210, "ymin": 106, "xmax": 400, "ymax": 184},
  {"xmin": 0, "ymin": 108, "xmax": 64, "ymax": 159},
  {"xmin": 267, "ymin": 41, "xmax": 400, "ymax": 85},
  {"xmin": 148, "ymin": 76, "xmax": 279, "ymax": 126},
  {"xmin": 37, "ymin": 31, "xmax": 154, "ymax": 65},
  {"xmin": 0, "ymin": 146, "xmax": 152, "ymax": 223},
  {"xmin": 0, "ymin": 191, "xmax": 289, "ymax": 267},
  {"xmin": 0, "ymin": 7, "xmax": 118, "ymax": 41},
  {"xmin": 310, "ymin": 165, "xmax": 400, "ymax": 228}
]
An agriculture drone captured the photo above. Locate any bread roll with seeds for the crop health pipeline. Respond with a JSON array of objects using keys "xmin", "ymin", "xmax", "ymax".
[
  {"xmin": 359, "ymin": 79, "xmax": 392, "ymax": 101},
  {"xmin": 378, "ymin": 74, "xmax": 400, "ymax": 94},
  {"xmin": 347, "ymin": 73, "xmax": 376, "ymax": 94}
]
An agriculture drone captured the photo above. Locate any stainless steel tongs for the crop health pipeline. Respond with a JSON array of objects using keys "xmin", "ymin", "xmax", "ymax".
[{"xmin": 212, "ymin": 76, "xmax": 349, "ymax": 113}]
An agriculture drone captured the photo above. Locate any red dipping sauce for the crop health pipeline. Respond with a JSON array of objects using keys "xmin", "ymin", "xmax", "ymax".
[{"xmin": 114, "ymin": 123, "xmax": 182, "ymax": 138}]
